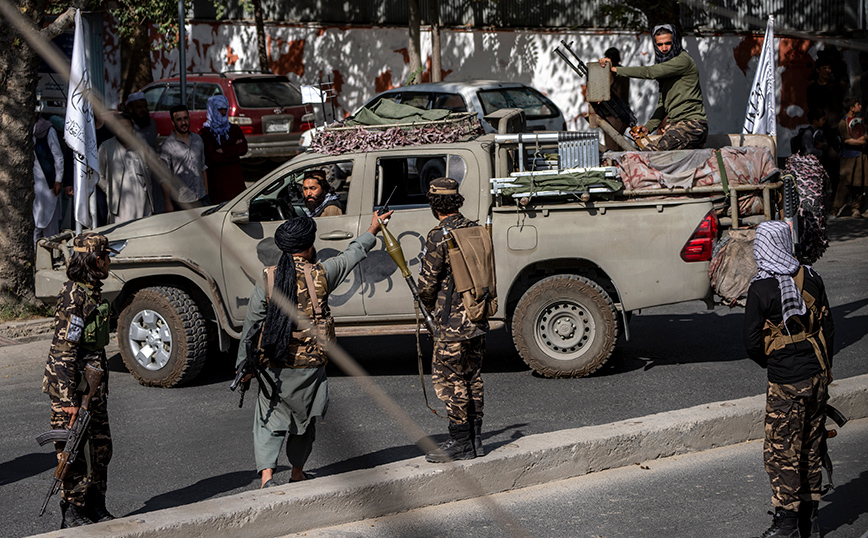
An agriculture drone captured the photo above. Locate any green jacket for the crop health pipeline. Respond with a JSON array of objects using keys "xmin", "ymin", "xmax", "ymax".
[{"xmin": 617, "ymin": 51, "xmax": 707, "ymax": 133}]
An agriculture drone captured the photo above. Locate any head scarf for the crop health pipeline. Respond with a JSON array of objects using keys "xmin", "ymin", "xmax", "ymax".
[
  {"xmin": 33, "ymin": 117, "xmax": 52, "ymax": 139},
  {"xmin": 260, "ymin": 217, "xmax": 318, "ymax": 360},
  {"xmin": 652, "ymin": 24, "xmax": 683, "ymax": 64},
  {"xmin": 752, "ymin": 221, "xmax": 808, "ymax": 333},
  {"xmin": 204, "ymin": 95, "xmax": 232, "ymax": 143}
]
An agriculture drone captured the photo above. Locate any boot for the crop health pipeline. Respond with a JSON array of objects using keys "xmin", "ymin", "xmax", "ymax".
[
  {"xmin": 60, "ymin": 500, "xmax": 92, "ymax": 529},
  {"xmin": 426, "ymin": 422, "xmax": 475, "ymax": 463},
  {"xmin": 86, "ymin": 490, "xmax": 115, "ymax": 523},
  {"xmin": 798, "ymin": 501, "xmax": 819, "ymax": 538},
  {"xmin": 472, "ymin": 418, "xmax": 485, "ymax": 457},
  {"xmin": 756, "ymin": 508, "xmax": 801, "ymax": 538}
]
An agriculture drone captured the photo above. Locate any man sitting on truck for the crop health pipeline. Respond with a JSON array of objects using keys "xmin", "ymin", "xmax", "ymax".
[{"xmin": 600, "ymin": 24, "xmax": 708, "ymax": 151}]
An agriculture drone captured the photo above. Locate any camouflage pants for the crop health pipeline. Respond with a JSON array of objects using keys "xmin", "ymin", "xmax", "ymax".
[
  {"xmin": 432, "ymin": 335, "xmax": 485, "ymax": 425},
  {"xmin": 49, "ymin": 393, "xmax": 112, "ymax": 507},
  {"xmin": 646, "ymin": 119, "xmax": 708, "ymax": 151},
  {"xmin": 764, "ymin": 374, "xmax": 828, "ymax": 511}
]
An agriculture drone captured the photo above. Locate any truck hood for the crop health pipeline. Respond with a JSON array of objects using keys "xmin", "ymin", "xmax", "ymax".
[{"xmin": 95, "ymin": 207, "xmax": 217, "ymax": 241}]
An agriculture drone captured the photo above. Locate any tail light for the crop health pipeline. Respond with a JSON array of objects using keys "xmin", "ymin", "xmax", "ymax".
[
  {"xmin": 228, "ymin": 115, "xmax": 254, "ymax": 135},
  {"xmin": 680, "ymin": 212, "xmax": 718, "ymax": 262},
  {"xmin": 299, "ymin": 112, "xmax": 316, "ymax": 132}
]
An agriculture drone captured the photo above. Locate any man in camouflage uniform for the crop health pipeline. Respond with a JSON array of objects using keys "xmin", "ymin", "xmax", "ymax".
[
  {"xmin": 744, "ymin": 221, "xmax": 835, "ymax": 538},
  {"xmin": 418, "ymin": 177, "xmax": 488, "ymax": 462},
  {"xmin": 42, "ymin": 233, "xmax": 116, "ymax": 528}
]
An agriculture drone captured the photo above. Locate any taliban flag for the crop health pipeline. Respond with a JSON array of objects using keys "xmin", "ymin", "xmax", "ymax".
[
  {"xmin": 63, "ymin": 9, "xmax": 100, "ymax": 228},
  {"xmin": 742, "ymin": 16, "xmax": 777, "ymax": 136}
]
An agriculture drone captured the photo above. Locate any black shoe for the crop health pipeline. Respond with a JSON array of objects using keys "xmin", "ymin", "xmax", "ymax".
[
  {"xmin": 798, "ymin": 501, "xmax": 819, "ymax": 538},
  {"xmin": 757, "ymin": 508, "xmax": 801, "ymax": 538},
  {"xmin": 60, "ymin": 500, "xmax": 92, "ymax": 529},
  {"xmin": 86, "ymin": 490, "xmax": 115, "ymax": 523},
  {"xmin": 472, "ymin": 418, "xmax": 485, "ymax": 457},
  {"xmin": 426, "ymin": 422, "xmax": 476, "ymax": 463}
]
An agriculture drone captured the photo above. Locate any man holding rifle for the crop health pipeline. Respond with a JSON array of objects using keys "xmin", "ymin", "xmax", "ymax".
[
  {"xmin": 418, "ymin": 178, "xmax": 492, "ymax": 463},
  {"xmin": 236, "ymin": 210, "xmax": 391, "ymax": 488},
  {"xmin": 600, "ymin": 24, "xmax": 708, "ymax": 151},
  {"xmin": 41, "ymin": 233, "xmax": 116, "ymax": 528}
]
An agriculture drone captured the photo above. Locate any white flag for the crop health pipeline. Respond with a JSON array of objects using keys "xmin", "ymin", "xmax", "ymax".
[
  {"xmin": 64, "ymin": 9, "xmax": 100, "ymax": 228},
  {"xmin": 743, "ymin": 16, "xmax": 777, "ymax": 136}
]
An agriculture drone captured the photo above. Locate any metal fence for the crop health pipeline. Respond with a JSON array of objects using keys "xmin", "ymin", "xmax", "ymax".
[{"xmin": 191, "ymin": 0, "xmax": 866, "ymax": 35}]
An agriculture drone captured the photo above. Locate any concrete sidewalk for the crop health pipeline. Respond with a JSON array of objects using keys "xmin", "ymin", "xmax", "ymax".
[{"xmin": 31, "ymin": 374, "xmax": 868, "ymax": 538}]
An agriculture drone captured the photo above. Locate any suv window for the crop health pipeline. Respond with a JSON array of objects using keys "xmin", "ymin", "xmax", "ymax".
[
  {"xmin": 249, "ymin": 161, "xmax": 354, "ymax": 222},
  {"xmin": 192, "ymin": 83, "xmax": 223, "ymax": 110},
  {"xmin": 374, "ymin": 155, "xmax": 466, "ymax": 211},
  {"xmin": 477, "ymin": 87, "xmax": 557, "ymax": 119},
  {"xmin": 233, "ymin": 78, "xmax": 303, "ymax": 108},
  {"xmin": 155, "ymin": 83, "xmax": 192, "ymax": 111},
  {"xmin": 143, "ymin": 85, "xmax": 165, "ymax": 112}
]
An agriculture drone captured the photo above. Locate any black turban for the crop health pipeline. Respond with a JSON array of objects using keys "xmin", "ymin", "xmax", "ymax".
[{"xmin": 260, "ymin": 217, "xmax": 317, "ymax": 361}]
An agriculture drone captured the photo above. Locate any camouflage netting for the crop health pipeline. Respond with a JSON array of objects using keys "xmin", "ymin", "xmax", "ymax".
[{"xmin": 308, "ymin": 118, "xmax": 484, "ymax": 156}]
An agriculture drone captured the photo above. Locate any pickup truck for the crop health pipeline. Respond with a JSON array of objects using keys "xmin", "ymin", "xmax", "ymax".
[{"xmin": 34, "ymin": 121, "xmax": 781, "ymax": 387}]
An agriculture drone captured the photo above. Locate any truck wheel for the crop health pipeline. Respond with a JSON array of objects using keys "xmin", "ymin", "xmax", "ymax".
[
  {"xmin": 117, "ymin": 286, "xmax": 209, "ymax": 387},
  {"xmin": 419, "ymin": 158, "xmax": 446, "ymax": 193},
  {"xmin": 512, "ymin": 275, "xmax": 618, "ymax": 377}
]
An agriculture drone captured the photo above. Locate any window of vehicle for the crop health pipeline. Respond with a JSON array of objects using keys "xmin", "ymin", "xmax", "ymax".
[
  {"xmin": 431, "ymin": 93, "xmax": 468, "ymax": 112},
  {"xmin": 249, "ymin": 161, "xmax": 354, "ymax": 222},
  {"xmin": 192, "ymin": 83, "xmax": 223, "ymax": 110},
  {"xmin": 374, "ymin": 155, "xmax": 466, "ymax": 211},
  {"xmin": 143, "ymin": 86, "xmax": 165, "ymax": 112},
  {"xmin": 477, "ymin": 87, "xmax": 558, "ymax": 119},
  {"xmin": 155, "ymin": 83, "xmax": 192, "ymax": 111},
  {"xmin": 233, "ymin": 78, "xmax": 303, "ymax": 108},
  {"xmin": 399, "ymin": 92, "xmax": 431, "ymax": 109}
]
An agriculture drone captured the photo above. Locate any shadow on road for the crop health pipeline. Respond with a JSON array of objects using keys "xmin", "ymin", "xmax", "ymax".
[
  {"xmin": 126, "ymin": 469, "xmax": 262, "ymax": 515},
  {"xmin": 819, "ymin": 469, "xmax": 868, "ymax": 534},
  {"xmin": 826, "ymin": 217, "xmax": 868, "ymax": 242},
  {"xmin": 0, "ymin": 451, "xmax": 57, "ymax": 486}
]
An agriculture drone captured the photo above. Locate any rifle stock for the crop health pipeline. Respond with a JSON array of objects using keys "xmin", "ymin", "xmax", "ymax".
[{"xmin": 38, "ymin": 363, "xmax": 104, "ymax": 516}]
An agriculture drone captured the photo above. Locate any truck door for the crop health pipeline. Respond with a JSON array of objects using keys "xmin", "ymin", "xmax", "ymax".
[
  {"xmin": 359, "ymin": 149, "xmax": 479, "ymax": 318},
  {"xmin": 219, "ymin": 156, "xmax": 366, "ymax": 325}
]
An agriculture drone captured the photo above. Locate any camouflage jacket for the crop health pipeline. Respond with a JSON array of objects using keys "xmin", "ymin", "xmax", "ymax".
[
  {"xmin": 418, "ymin": 213, "xmax": 489, "ymax": 342},
  {"xmin": 42, "ymin": 280, "xmax": 107, "ymax": 407}
]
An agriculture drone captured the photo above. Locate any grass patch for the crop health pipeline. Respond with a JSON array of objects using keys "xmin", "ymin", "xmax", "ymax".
[{"xmin": 0, "ymin": 302, "xmax": 53, "ymax": 323}]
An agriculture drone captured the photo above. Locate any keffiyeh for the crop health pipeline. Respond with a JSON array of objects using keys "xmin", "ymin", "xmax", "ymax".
[
  {"xmin": 204, "ymin": 95, "xmax": 232, "ymax": 143},
  {"xmin": 752, "ymin": 221, "xmax": 809, "ymax": 333}
]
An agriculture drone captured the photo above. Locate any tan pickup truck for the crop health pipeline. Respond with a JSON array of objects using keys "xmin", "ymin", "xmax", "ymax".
[{"xmin": 35, "ymin": 124, "xmax": 781, "ymax": 387}]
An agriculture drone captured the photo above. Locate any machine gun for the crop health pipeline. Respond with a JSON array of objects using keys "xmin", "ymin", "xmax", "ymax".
[
  {"xmin": 35, "ymin": 363, "xmax": 103, "ymax": 516},
  {"xmin": 553, "ymin": 39, "xmax": 646, "ymax": 150}
]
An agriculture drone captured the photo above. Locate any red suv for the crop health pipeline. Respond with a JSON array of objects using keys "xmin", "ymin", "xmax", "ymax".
[{"xmin": 140, "ymin": 73, "xmax": 315, "ymax": 159}]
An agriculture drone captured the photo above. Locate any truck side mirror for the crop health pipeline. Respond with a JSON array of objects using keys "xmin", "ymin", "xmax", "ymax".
[{"xmin": 230, "ymin": 208, "xmax": 250, "ymax": 225}]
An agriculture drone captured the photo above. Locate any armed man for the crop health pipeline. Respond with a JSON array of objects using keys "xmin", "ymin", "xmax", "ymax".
[
  {"xmin": 418, "ymin": 177, "xmax": 496, "ymax": 462},
  {"xmin": 600, "ymin": 24, "xmax": 708, "ymax": 150},
  {"xmin": 744, "ymin": 221, "xmax": 835, "ymax": 538},
  {"xmin": 41, "ymin": 233, "xmax": 116, "ymax": 528},
  {"xmin": 236, "ymin": 210, "xmax": 391, "ymax": 488}
]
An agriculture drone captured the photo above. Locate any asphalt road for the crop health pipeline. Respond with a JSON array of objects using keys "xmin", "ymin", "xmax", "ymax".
[
  {"xmin": 290, "ymin": 418, "xmax": 868, "ymax": 538},
  {"xmin": 1, "ymin": 218, "xmax": 866, "ymax": 538}
]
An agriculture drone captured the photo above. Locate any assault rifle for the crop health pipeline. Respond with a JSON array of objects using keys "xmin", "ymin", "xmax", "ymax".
[
  {"xmin": 230, "ymin": 321, "xmax": 277, "ymax": 407},
  {"xmin": 35, "ymin": 363, "xmax": 103, "ymax": 516}
]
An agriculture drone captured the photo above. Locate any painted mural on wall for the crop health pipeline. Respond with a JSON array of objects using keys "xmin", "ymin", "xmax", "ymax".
[{"xmin": 100, "ymin": 21, "xmax": 864, "ymax": 156}]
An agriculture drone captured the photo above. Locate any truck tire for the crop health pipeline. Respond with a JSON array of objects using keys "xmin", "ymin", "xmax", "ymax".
[
  {"xmin": 117, "ymin": 286, "xmax": 209, "ymax": 387},
  {"xmin": 512, "ymin": 275, "xmax": 618, "ymax": 377},
  {"xmin": 419, "ymin": 158, "xmax": 446, "ymax": 193}
]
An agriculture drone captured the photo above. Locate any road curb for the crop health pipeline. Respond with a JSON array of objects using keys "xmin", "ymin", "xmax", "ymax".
[{"xmin": 29, "ymin": 374, "xmax": 868, "ymax": 538}]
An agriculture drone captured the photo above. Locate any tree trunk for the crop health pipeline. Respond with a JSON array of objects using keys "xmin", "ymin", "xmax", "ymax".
[
  {"xmin": 407, "ymin": 0, "xmax": 422, "ymax": 85},
  {"xmin": 429, "ymin": 0, "xmax": 441, "ymax": 82},
  {"xmin": 0, "ymin": 0, "xmax": 46, "ymax": 305},
  {"xmin": 120, "ymin": 24, "xmax": 153, "ymax": 102},
  {"xmin": 251, "ymin": 0, "xmax": 269, "ymax": 72}
]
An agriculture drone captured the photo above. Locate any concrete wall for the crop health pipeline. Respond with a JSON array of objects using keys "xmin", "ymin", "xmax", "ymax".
[{"xmin": 102, "ymin": 22, "xmax": 865, "ymax": 156}]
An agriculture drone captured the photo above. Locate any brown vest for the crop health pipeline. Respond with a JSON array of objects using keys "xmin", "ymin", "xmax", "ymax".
[{"xmin": 263, "ymin": 259, "xmax": 335, "ymax": 369}]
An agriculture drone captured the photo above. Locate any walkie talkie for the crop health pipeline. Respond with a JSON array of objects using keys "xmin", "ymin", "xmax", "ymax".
[{"xmin": 378, "ymin": 186, "xmax": 397, "ymax": 216}]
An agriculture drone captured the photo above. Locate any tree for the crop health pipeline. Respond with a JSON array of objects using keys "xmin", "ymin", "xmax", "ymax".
[
  {"xmin": 407, "ymin": 0, "xmax": 423, "ymax": 84},
  {"xmin": 600, "ymin": 0, "xmax": 683, "ymax": 32},
  {"xmin": 0, "ymin": 0, "xmax": 76, "ymax": 305},
  {"xmin": 429, "ymin": 0, "xmax": 441, "ymax": 82}
]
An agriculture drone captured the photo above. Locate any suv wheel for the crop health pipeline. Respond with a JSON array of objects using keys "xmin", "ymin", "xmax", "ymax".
[
  {"xmin": 118, "ymin": 286, "xmax": 209, "ymax": 387},
  {"xmin": 512, "ymin": 275, "xmax": 618, "ymax": 377}
]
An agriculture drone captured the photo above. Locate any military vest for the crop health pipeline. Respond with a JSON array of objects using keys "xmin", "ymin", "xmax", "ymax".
[
  {"xmin": 761, "ymin": 267, "xmax": 830, "ymax": 373},
  {"xmin": 262, "ymin": 260, "xmax": 335, "ymax": 369}
]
